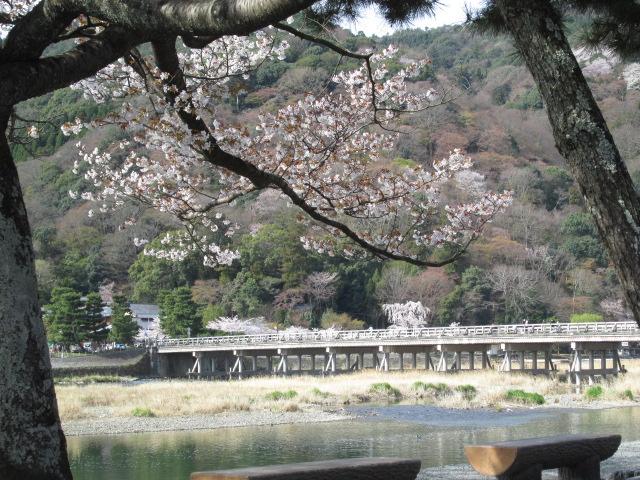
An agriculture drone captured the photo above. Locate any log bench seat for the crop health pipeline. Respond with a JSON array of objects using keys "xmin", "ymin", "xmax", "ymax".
[
  {"xmin": 465, "ymin": 433, "xmax": 621, "ymax": 480},
  {"xmin": 191, "ymin": 457, "xmax": 421, "ymax": 480}
]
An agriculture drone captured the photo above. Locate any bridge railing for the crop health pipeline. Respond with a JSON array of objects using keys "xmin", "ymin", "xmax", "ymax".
[{"xmin": 156, "ymin": 321, "xmax": 639, "ymax": 349}]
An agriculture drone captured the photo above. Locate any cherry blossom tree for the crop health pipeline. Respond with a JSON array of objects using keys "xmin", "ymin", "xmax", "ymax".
[
  {"xmin": 67, "ymin": 42, "xmax": 511, "ymax": 268},
  {"xmin": 0, "ymin": 1, "xmax": 509, "ymax": 477},
  {"xmin": 208, "ymin": 316, "xmax": 275, "ymax": 335},
  {"xmin": 382, "ymin": 300, "xmax": 430, "ymax": 329}
]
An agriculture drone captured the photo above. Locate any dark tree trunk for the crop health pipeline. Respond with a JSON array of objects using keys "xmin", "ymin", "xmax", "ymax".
[
  {"xmin": 495, "ymin": 0, "xmax": 640, "ymax": 325},
  {"xmin": 0, "ymin": 110, "xmax": 72, "ymax": 480}
]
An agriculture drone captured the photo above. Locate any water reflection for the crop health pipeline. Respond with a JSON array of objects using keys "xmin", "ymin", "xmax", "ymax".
[{"xmin": 67, "ymin": 406, "xmax": 640, "ymax": 480}]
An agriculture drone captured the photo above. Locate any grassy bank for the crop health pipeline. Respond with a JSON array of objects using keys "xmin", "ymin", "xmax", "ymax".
[{"xmin": 55, "ymin": 360, "xmax": 640, "ymax": 422}]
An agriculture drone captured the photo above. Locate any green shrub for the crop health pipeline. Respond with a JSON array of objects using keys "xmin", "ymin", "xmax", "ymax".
[
  {"xmin": 311, "ymin": 387, "xmax": 330, "ymax": 398},
  {"xmin": 505, "ymin": 389, "xmax": 545, "ymax": 405},
  {"xmin": 131, "ymin": 407, "xmax": 155, "ymax": 417},
  {"xmin": 265, "ymin": 390, "xmax": 298, "ymax": 401},
  {"xmin": 425, "ymin": 383, "xmax": 452, "ymax": 397},
  {"xmin": 320, "ymin": 310, "xmax": 365, "ymax": 330},
  {"xmin": 412, "ymin": 381, "xmax": 428, "ymax": 391},
  {"xmin": 585, "ymin": 386, "xmax": 604, "ymax": 401},
  {"xmin": 570, "ymin": 313, "xmax": 603, "ymax": 323},
  {"xmin": 412, "ymin": 381, "xmax": 451, "ymax": 397},
  {"xmin": 369, "ymin": 382, "xmax": 401, "ymax": 399},
  {"xmin": 621, "ymin": 389, "xmax": 634, "ymax": 401},
  {"xmin": 455, "ymin": 384, "xmax": 478, "ymax": 401},
  {"xmin": 55, "ymin": 374, "xmax": 129, "ymax": 385}
]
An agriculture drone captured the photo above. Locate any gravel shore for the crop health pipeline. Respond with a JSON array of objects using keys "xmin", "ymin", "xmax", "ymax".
[{"xmin": 62, "ymin": 409, "xmax": 352, "ymax": 436}]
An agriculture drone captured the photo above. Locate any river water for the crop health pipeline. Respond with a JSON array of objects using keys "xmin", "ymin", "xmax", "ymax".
[{"xmin": 67, "ymin": 406, "xmax": 640, "ymax": 480}]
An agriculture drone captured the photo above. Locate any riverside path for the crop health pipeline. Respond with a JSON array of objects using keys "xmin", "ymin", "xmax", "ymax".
[{"xmin": 153, "ymin": 321, "xmax": 640, "ymax": 385}]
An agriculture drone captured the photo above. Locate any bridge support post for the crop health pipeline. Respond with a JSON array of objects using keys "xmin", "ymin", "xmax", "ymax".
[
  {"xmin": 157, "ymin": 352, "xmax": 169, "ymax": 377},
  {"xmin": 532, "ymin": 351, "xmax": 538, "ymax": 372},
  {"xmin": 468, "ymin": 352, "xmax": 475, "ymax": 371},
  {"xmin": 425, "ymin": 352, "xmax": 433, "ymax": 370},
  {"xmin": 231, "ymin": 355, "xmax": 244, "ymax": 379},
  {"xmin": 412, "ymin": 353, "xmax": 417, "ymax": 370},
  {"xmin": 376, "ymin": 350, "xmax": 389, "ymax": 372},
  {"xmin": 399, "ymin": 353, "xmax": 404, "ymax": 371},
  {"xmin": 544, "ymin": 350, "xmax": 553, "ymax": 372},
  {"xmin": 359, "ymin": 353, "xmax": 364, "ymax": 370},
  {"xmin": 324, "ymin": 351, "xmax": 336, "ymax": 374},
  {"xmin": 588, "ymin": 351, "xmax": 595, "ymax": 385},
  {"xmin": 613, "ymin": 349, "xmax": 623, "ymax": 374},
  {"xmin": 277, "ymin": 349, "xmax": 289, "ymax": 375},
  {"xmin": 454, "ymin": 352, "xmax": 462, "ymax": 371},
  {"xmin": 499, "ymin": 351, "xmax": 511, "ymax": 372},
  {"xmin": 191, "ymin": 351, "xmax": 206, "ymax": 378},
  {"xmin": 437, "ymin": 351, "xmax": 447, "ymax": 372}
]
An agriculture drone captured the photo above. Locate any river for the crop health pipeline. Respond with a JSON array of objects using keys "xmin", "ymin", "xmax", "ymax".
[{"xmin": 67, "ymin": 406, "xmax": 640, "ymax": 480}]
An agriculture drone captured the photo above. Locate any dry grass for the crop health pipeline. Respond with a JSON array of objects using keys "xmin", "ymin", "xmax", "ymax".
[{"xmin": 55, "ymin": 360, "xmax": 640, "ymax": 421}]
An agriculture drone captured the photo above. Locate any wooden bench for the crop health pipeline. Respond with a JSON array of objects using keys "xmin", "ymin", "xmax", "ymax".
[
  {"xmin": 465, "ymin": 434, "xmax": 621, "ymax": 480},
  {"xmin": 191, "ymin": 457, "xmax": 421, "ymax": 480}
]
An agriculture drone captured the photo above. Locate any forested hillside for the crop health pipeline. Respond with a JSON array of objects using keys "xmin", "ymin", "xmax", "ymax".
[{"xmin": 17, "ymin": 21, "xmax": 640, "ymax": 329}]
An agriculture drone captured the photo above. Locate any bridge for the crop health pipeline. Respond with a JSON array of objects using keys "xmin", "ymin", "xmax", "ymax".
[{"xmin": 153, "ymin": 321, "xmax": 640, "ymax": 385}]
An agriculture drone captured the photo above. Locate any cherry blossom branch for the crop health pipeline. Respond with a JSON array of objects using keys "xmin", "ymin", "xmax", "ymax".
[{"xmin": 275, "ymin": 21, "xmax": 371, "ymax": 60}]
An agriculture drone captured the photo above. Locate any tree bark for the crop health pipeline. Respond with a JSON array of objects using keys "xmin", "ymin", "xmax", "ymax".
[
  {"xmin": 0, "ymin": 110, "xmax": 72, "ymax": 480},
  {"xmin": 495, "ymin": 0, "xmax": 640, "ymax": 325}
]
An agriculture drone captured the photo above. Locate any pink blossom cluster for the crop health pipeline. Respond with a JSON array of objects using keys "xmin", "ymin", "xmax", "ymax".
[{"xmin": 66, "ymin": 32, "xmax": 511, "ymax": 266}]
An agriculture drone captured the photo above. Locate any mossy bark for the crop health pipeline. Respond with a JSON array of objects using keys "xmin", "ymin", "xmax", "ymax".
[{"xmin": 496, "ymin": 0, "xmax": 640, "ymax": 325}]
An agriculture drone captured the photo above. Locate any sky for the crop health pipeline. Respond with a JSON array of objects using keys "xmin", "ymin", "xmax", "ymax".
[{"xmin": 341, "ymin": 0, "xmax": 485, "ymax": 36}]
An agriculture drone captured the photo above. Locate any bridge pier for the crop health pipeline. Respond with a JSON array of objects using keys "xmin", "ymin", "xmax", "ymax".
[
  {"xmin": 569, "ymin": 342, "xmax": 623, "ymax": 387},
  {"xmin": 324, "ymin": 350, "xmax": 337, "ymax": 374},
  {"xmin": 499, "ymin": 344, "xmax": 553, "ymax": 375},
  {"xmin": 436, "ymin": 344, "xmax": 490, "ymax": 372},
  {"xmin": 277, "ymin": 348, "xmax": 289, "ymax": 375}
]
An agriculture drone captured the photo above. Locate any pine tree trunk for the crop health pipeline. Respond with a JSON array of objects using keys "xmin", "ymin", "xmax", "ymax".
[
  {"xmin": 0, "ymin": 111, "xmax": 72, "ymax": 480},
  {"xmin": 495, "ymin": 0, "xmax": 640, "ymax": 325}
]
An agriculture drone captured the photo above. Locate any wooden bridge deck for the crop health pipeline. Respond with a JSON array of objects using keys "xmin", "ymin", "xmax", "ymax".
[{"xmin": 152, "ymin": 322, "xmax": 640, "ymax": 382}]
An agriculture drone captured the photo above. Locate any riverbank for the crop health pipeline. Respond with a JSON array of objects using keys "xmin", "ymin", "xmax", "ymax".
[
  {"xmin": 57, "ymin": 361, "xmax": 640, "ymax": 435},
  {"xmin": 62, "ymin": 410, "xmax": 350, "ymax": 436}
]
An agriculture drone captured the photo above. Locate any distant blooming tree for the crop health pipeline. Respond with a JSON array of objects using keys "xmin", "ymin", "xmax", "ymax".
[
  {"xmin": 382, "ymin": 300, "xmax": 430, "ymax": 329},
  {"xmin": 623, "ymin": 63, "xmax": 640, "ymax": 91},
  {"xmin": 207, "ymin": 316, "xmax": 275, "ymax": 335}
]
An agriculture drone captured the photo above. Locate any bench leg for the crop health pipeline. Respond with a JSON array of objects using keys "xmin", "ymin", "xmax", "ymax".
[
  {"xmin": 558, "ymin": 456, "xmax": 600, "ymax": 480},
  {"xmin": 498, "ymin": 464, "xmax": 542, "ymax": 480}
]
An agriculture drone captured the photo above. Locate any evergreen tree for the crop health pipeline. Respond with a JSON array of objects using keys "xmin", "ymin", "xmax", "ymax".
[
  {"xmin": 44, "ymin": 287, "xmax": 86, "ymax": 349},
  {"xmin": 108, "ymin": 295, "xmax": 139, "ymax": 344},
  {"xmin": 160, "ymin": 286, "xmax": 202, "ymax": 337},
  {"xmin": 84, "ymin": 292, "xmax": 108, "ymax": 343}
]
